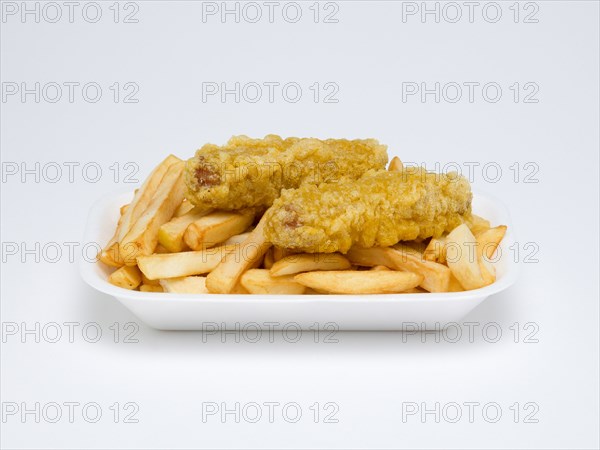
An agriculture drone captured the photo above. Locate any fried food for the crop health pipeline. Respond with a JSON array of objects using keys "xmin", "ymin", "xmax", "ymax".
[
  {"xmin": 118, "ymin": 160, "xmax": 186, "ymax": 264},
  {"xmin": 140, "ymin": 284, "xmax": 164, "ymax": 292},
  {"xmin": 183, "ymin": 210, "xmax": 255, "ymax": 250},
  {"xmin": 270, "ymin": 253, "xmax": 351, "ymax": 276},
  {"xmin": 205, "ymin": 217, "xmax": 271, "ymax": 293},
  {"xmin": 108, "ymin": 265, "xmax": 142, "ymax": 290},
  {"xmin": 137, "ymin": 245, "xmax": 237, "ymax": 280},
  {"xmin": 263, "ymin": 168, "xmax": 473, "ymax": 253},
  {"xmin": 388, "ymin": 156, "xmax": 403, "ymax": 171},
  {"xmin": 158, "ymin": 207, "xmax": 213, "ymax": 252},
  {"xmin": 294, "ymin": 270, "xmax": 423, "ymax": 294},
  {"xmin": 100, "ymin": 137, "xmax": 509, "ymax": 296},
  {"xmin": 424, "ymin": 236, "xmax": 448, "ymax": 263},
  {"xmin": 100, "ymin": 154, "xmax": 181, "ymax": 267},
  {"xmin": 465, "ymin": 214, "xmax": 491, "ymax": 235},
  {"xmin": 184, "ymin": 135, "xmax": 388, "ymax": 210},
  {"xmin": 159, "ymin": 276, "xmax": 209, "ymax": 294},
  {"xmin": 445, "ymin": 224, "xmax": 492, "ymax": 290},
  {"xmin": 475, "ymin": 225, "xmax": 507, "ymax": 259},
  {"xmin": 240, "ymin": 269, "xmax": 306, "ymax": 295},
  {"xmin": 346, "ymin": 245, "xmax": 451, "ymax": 292}
]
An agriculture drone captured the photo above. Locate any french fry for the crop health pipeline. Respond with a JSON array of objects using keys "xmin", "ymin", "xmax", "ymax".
[
  {"xmin": 403, "ymin": 287, "xmax": 427, "ymax": 293},
  {"xmin": 99, "ymin": 201, "xmax": 132, "ymax": 267},
  {"xmin": 140, "ymin": 284, "xmax": 163, "ymax": 292},
  {"xmin": 401, "ymin": 240, "xmax": 428, "ymax": 254},
  {"xmin": 304, "ymin": 288, "xmax": 322, "ymax": 295},
  {"xmin": 474, "ymin": 227, "xmax": 505, "ymax": 285},
  {"xmin": 263, "ymin": 248, "xmax": 275, "ymax": 269},
  {"xmin": 447, "ymin": 274, "xmax": 464, "ymax": 292},
  {"xmin": 445, "ymin": 224, "xmax": 490, "ymax": 290},
  {"xmin": 159, "ymin": 276, "xmax": 209, "ymax": 294},
  {"xmin": 466, "ymin": 214, "xmax": 491, "ymax": 236},
  {"xmin": 388, "ymin": 156, "xmax": 403, "ymax": 171},
  {"xmin": 272, "ymin": 247, "xmax": 292, "ymax": 262},
  {"xmin": 231, "ymin": 282, "xmax": 250, "ymax": 294},
  {"xmin": 476, "ymin": 225, "xmax": 507, "ymax": 259},
  {"xmin": 371, "ymin": 265, "xmax": 391, "ymax": 271},
  {"xmin": 222, "ymin": 231, "xmax": 253, "ymax": 246},
  {"xmin": 141, "ymin": 273, "xmax": 161, "ymax": 286},
  {"xmin": 478, "ymin": 252, "xmax": 496, "ymax": 286},
  {"xmin": 390, "ymin": 245, "xmax": 451, "ymax": 292},
  {"xmin": 294, "ymin": 270, "xmax": 423, "ymax": 294},
  {"xmin": 99, "ymin": 218, "xmax": 128, "ymax": 267},
  {"xmin": 100, "ymin": 155, "xmax": 181, "ymax": 267},
  {"xmin": 424, "ymin": 236, "xmax": 447, "ymax": 263},
  {"xmin": 241, "ymin": 269, "xmax": 306, "ymax": 294},
  {"xmin": 347, "ymin": 245, "xmax": 451, "ymax": 292},
  {"xmin": 184, "ymin": 210, "xmax": 255, "ymax": 250},
  {"xmin": 155, "ymin": 244, "xmax": 170, "ymax": 254},
  {"xmin": 137, "ymin": 245, "xmax": 236, "ymax": 280},
  {"xmin": 119, "ymin": 161, "xmax": 186, "ymax": 264},
  {"xmin": 250, "ymin": 250, "xmax": 266, "ymax": 269},
  {"xmin": 346, "ymin": 246, "xmax": 395, "ymax": 268},
  {"xmin": 158, "ymin": 207, "xmax": 213, "ymax": 253},
  {"xmin": 174, "ymin": 199, "xmax": 195, "ymax": 217},
  {"xmin": 206, "ymin": 218, "xmax": 272, "ymax": 294},
  {"xmin": 108, "ymin": 265, "xmax": 142, "ymax": 290},
  {"xmin": 270, "ymin": 253, "xmax": 351, "ymax": 277}
]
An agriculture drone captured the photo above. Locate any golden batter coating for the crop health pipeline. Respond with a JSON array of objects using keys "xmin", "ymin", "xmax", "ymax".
[
  {"xmin": 185, "ymin": 135, "xmax": 388, "ymax": 210},
  {"xmin": 263, "ymin": 169, "xmax": 473, "ymax": 253}
]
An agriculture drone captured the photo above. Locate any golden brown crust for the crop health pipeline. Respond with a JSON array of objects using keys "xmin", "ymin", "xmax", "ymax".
[
  {"xmin": 263, "ymin": 168, "xmax": 473, "ymax": 253},
  {"xmin": 185, "ymin": 135, "xmax": 388, "ymax": 210}
]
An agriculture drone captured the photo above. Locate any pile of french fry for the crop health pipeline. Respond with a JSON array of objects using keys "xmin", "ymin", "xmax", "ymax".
[{"xmin": 102, "ymin": 156, "xmax": 507, "ymax": 295}]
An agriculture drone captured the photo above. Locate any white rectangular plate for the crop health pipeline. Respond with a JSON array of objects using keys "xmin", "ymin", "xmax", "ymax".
[{"xmin": 80, "ymin": 190, "xmax": 518, "ymax": 330}]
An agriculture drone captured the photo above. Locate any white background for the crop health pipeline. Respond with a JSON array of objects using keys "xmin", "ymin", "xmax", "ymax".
[{"xmin": 1, "ymin": 1, "xmax": 599, "ymax": 448}]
